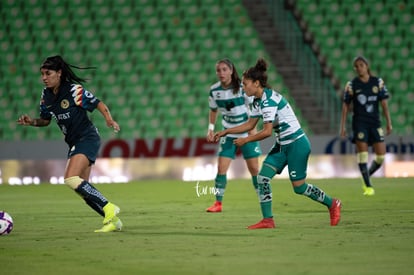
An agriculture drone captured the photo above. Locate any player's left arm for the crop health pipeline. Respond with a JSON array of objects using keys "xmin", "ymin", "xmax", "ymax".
[
  {"xmin": 378, "ymin": 78, "xmax": 392, "ymax": 135},
  {"xmin": 214, "ymin": 117, "xmax": 259, "ymax": 141},
  {"xmin": 380, "ymin": 99, "xmax": 392, "ymax": 135},
  {"xmin": 340, "ymin": 82, "xmax": 353, "ymax": 138},
  {"xmin": 96, "ymin": 101, "xmax": 120, "ymax": 133},
  {"xmin": 17, "ymin": 115, "xmax": 51, "ymax": 127}
]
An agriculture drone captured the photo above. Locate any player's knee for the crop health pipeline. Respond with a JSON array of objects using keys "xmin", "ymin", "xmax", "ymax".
[
  {"xmin": 64, "ymin": 176, "xmax": 83, "ymax": 189},
  {"xmin": 357, "ymin": 152, "xmax": 369, "ymax": 163},
  {"xmin": 249, "ymin": 166, "xmax": 260, "ymax": 176}
]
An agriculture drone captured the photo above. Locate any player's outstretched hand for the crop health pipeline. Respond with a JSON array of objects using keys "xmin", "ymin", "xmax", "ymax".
[
  {"xmin": 107, "ymin": 120, "xmax": 120, "ymax": 133},
  {"xmin": 17, "ymin": 114, "xmax": 33, "ymax": 126}
]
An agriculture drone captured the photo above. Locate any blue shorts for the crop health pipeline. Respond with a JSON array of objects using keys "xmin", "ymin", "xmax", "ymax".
[
  {"xmin": 67, "ymin": 132, "xmax": 101, "ymax": 164},
  {"xmin": 352, "ymin": 124, "xmax": 385, "ymax": 145},
  {"xmin": 218, "ymin": 136, "xmax": 262, "ymax": 159}
]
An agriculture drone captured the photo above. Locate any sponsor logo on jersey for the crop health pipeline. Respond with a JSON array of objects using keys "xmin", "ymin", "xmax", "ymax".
[{"xmin": 357, "ymin": 94, "xmax": 367, "ymax": 105}]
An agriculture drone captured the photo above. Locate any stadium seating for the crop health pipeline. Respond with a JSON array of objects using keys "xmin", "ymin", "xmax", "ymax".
[
  {"xmin": 1, "ymin": 0, "xmax": 292, "ymax": 140},
  {"xmin": 295, "ymin": 0, "xmax": 413, "ymax": 135},
  {"xmin": 1, "ymin": 0, "xmax": 411, "ymax": 141}
]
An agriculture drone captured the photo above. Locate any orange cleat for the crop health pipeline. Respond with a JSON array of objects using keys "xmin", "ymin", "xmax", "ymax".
[
  {"xmin": 329, "ymin": 198, "xmax": 342, "ymax": 226},
  {"xmin": 206, "ymin": 201, "xmax": 222, "ymax": 212},
  {"xmin": 247, "ymin": 218, "xmax": 276, "ymax": 229}
]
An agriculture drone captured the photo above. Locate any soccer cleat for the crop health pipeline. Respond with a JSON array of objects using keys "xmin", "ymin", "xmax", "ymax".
[
  {"xmin": 206, "ymin": 201, "xmax": 222, "ymax": 212},
  {"xmin": 247, "ymin": 218, "xmax": 276, "ymax": 229},
  {"xmin": 329, "ymin": 198, "xmax": 342, "ymax": 226},
  {"xmin": 363, "ymin": 186, "xmax": 375, "ymax": 196},
  {"xmin": 94, "ymin": 217, "xmax": 123, "ymax": 233},
  {"xmin": 102, "ymin": 202, "xmax": 120, "ymax": 225}
]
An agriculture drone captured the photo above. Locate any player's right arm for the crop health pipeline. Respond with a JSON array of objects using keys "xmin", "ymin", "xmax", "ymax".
[
  {"xmin": 17, "ymin": 114, "xmax": 50, "ymax": 127},
  {"xmin": 339, "ymin": 102, "xmax": 349, "ymax": 138},
  {"xmin": 339, "ymin": 81, "xmax": 352, "ymax": 138},
  {"xmin": 207, "ymin": 109, "xmax": 218, "ymax": 142}
]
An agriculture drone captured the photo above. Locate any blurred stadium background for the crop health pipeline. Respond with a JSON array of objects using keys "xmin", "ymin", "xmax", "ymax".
[{"xmin": 1, "ymin": 0, "xmax": 412, "ymax": 142}]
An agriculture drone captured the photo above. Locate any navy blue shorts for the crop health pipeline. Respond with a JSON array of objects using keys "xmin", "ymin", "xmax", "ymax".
[
  {"xmin": 352, "ymin": 122, "xmax": 384, "ymax": 145},
  {"xmin": 67, "ymin": 133, "xmax": 101, "ymax": 164}
]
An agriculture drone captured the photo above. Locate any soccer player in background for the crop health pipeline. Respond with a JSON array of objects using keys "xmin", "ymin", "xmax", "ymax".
[
  {"xmin": 339, "ymin": 56, "xmax": 392, "ymax": 196},
  {"xmin": 17, "ymin": 55, "xmax": 122, "ymax": 232},
  {"xmin": 215, "ymin": 58, "xmax": 341, "ymax": 229},
  {"xmin": 205, "ymin": 58, "xmax": 261, "ymax": 212}
]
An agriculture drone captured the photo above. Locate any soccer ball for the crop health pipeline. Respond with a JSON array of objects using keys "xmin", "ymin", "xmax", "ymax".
[{"xmin": 0, "ymin": 211, "xmax": 13, "ymax": 235}]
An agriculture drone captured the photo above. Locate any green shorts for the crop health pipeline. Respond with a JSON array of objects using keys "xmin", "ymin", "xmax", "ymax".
[
  {"xmin": 218, "ymin": 136, "xmax": 262, "ymax": 159},
  {"xmin": 263, "ymin": 135, "xmax": 310, "ymax": 181}
]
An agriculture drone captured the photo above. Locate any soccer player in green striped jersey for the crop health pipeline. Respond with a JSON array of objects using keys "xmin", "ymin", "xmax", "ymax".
[
  {"xmin": 206, "ymin": 58, "xmax": 262, "ymax": 212},
  {"xmin": 215, "ymin": 58, "xmax": 341, "ymax": 229}
]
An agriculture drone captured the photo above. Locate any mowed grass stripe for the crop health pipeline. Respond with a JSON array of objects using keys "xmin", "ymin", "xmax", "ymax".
[{"xmin": 0, "ymin": 178, "xmax": 413, "ymax": 275}]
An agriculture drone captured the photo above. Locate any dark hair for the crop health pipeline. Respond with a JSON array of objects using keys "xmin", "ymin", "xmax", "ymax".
[
  {"xmin": 40, "ymin": 55, "xmax": 95, "ymax": 84},
  {"xmin": 217, "ymin": 58, "xmax": 241, "ymax": 94},
  {"xmin": 353, "ymin": 55, "xmax": 371, "ymax": 75},
  {"xmin": 243, "ymin": 58, "xmax": 270, "ymax": 88}
]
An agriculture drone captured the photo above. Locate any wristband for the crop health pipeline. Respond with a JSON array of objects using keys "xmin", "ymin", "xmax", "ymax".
[{"xmin": 208, "ymin": 123, "xmax": 215, "ymax": 131}]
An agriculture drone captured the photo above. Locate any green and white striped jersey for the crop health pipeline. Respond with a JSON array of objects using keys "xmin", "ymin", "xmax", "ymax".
[
  {"xmin": 251, "ymin": 88, "xmax": 305, "ymax": 145},
  {"xmin": 209, "ymin": 82, "xmax": 253, "ymax": 138}
]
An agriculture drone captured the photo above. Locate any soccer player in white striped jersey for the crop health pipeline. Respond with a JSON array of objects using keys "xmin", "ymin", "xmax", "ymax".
[
  {"xmin": 206, "ymin": 58, "xmax": 262, "ymax": 212},
  {"xmin": 215, "ymin": 58, "xmax": 341, "ymax": 229}
]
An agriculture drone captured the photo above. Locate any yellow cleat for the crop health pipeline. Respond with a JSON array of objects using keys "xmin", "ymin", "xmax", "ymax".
[
  {"xmin": 363, "ymin": 186, "xmax": 375, "ymax": 196},
  {"xmin": 102, "ymin": 202, "xmax": 120, "ymax": 225},
  {"xmin": 94, "ymin": 217, "xmax": 123, "ymax": 233}
]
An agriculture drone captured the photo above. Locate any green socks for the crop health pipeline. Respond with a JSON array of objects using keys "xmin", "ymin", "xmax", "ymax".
[
  {"xmin": 214, "ymin": 175, "xmax": 258, "ymax": 203},
  {"xmin": 293, "ymin": 183, "xmax": 333, "ymax": 207},
  {"xmin": 252, "ymin": 175, "xmax": 259, "ymax": 196},
  {"xmin": 257, "ymin": 164, "xmax": 277, "ymax": 218},
  {"xmin": 257, "ymin": 175, "xmax": 273, "ymax": 218},
  {"xmin": 214, "ymin": 174, "xmax": 227, "ymax": 202}
]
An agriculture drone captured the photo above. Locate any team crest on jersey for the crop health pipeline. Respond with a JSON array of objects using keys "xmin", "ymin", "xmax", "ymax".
[
  {"xmin": 372, "ymin": 86, "xmax": 379, "ymax": 94},
  {"xmin": 61, "ymin": 99, "xmax": 70, "ymax": 109}
]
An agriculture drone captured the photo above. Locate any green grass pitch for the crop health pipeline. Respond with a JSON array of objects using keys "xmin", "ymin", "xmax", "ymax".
[{"xmin": 1, "ymin": 178, "xmax": 413, "ymax": 275}]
